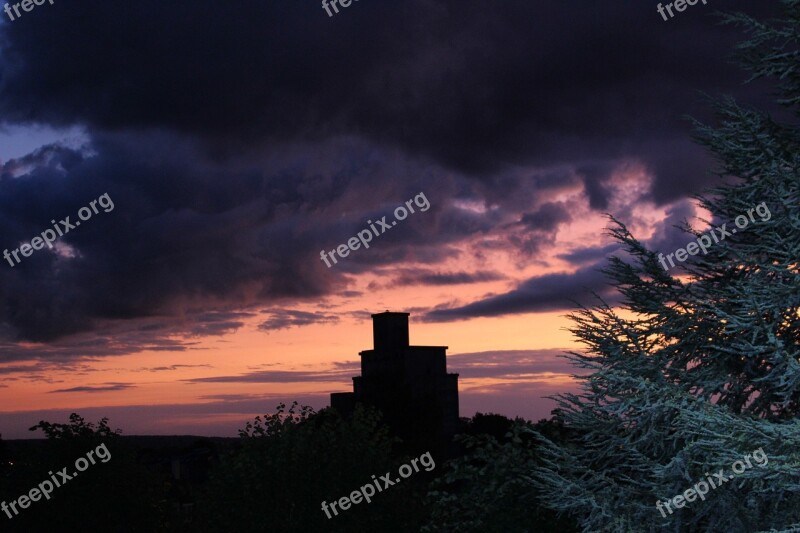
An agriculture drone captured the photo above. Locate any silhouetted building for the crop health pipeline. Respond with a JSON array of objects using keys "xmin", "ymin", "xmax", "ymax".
[{"xmin": 331, "ymin": 312, "xmax": 459, "ymax": 456}]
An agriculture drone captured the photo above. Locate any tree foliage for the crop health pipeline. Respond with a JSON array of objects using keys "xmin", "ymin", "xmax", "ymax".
[
  {"xmin": 197, "ymin": 403, "xmax": 430, "ymax": 532},
  {"xmin": 1, "ymin": 413, "xmax": 167, "ymax": 532},
  {"xmin": 533, "ymin": 2, "xmax": 800, "ymax": 531},
  {"xmin": 424, "ymin": 419, "xmax": 578, "ymax": 533},
  {"xmin": 29, "ymin": 413, "xmax": 121, "ymax": 441}
]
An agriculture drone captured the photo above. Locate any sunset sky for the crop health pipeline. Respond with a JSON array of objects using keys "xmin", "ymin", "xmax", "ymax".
[{"xmin": 0, "ymin": 0, "xmax": 780, "ymax": 438}]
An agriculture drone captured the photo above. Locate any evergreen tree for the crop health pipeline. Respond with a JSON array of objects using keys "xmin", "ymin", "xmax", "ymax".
[{"xmin": 533, "ymin": 2, "xmax": 800, "ymax": 531}]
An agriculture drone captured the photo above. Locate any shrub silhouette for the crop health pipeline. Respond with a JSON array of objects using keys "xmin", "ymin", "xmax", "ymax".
[
  {"xmin": 197, "ymin": 402, "xmax": 430, "ymax": 532},
  {"xmin": 1, "ymin": 413, "xmax": 166, "ymax": 532}
]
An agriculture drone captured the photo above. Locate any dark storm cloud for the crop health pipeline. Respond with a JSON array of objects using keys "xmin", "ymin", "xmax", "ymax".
[
  {"xmin": 391, "ymin": 269, "xmax": 505, "ymax": 287},
  {"xmin": 189, "ymin": 311, "xmax": 255, "ymax": 337},
  {"xmin": 577, "ymin": 163, "xmax": 618, "ymax": 211},
  {"xmin": 425, "ymin": 263, "xmax": 620, "ymax": 321},
  {"xmin": 257, "ymin": 310, "xmax": 341, "ymax": 332},
  {"xmin": 0, "ymin": 0, "xmax": 778, "ymax": 187},
  {"xmin": 0, "ymin": 0, "xmax": 783, "ymax": 347},
  {"xmin": 0, "ymin": 295, "xmax": 248, "ymax": 361},
  {"xmin": 0, "ymin": 133, "xmax": 356, "ymax": 342},
  {"xmin": 508, "ymin": 200, "xmax": 577, "ymax": 254},
  {"xmin": 423, "ymin": 200, "xmax": 701, "ymax": 320},
  {"xmin": 519, "ymin": 203, "xmax": 572, "ymax": 232},
  {"xmin": 0, "ymin": 126, "xmax": 486, "ymax": 345},
  {"xmin": 0, "ymin": 329, "xmax": 191, "ymax": 364},
  {"xmin": 558, "ymin": 243, "xmax": 622, "ymax": 265}
]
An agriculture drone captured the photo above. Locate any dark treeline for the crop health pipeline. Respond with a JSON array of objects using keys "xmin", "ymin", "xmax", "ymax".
[{"xmin": 0, "ymin": 407, "xmax": 578, "ymax": 532}]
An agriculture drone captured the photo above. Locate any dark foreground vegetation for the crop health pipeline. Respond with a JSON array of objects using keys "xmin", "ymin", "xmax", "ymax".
[{"xmin": 0, "ymin": 407, "xmax": 578, "ymax": 532}]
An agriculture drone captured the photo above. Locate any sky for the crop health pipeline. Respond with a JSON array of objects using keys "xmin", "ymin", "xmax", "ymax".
[{"xmin": 0, "ymin": 0, "xmax": 782, "ymax": 438}]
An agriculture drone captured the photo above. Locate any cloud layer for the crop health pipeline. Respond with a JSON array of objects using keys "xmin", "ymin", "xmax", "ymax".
[{"xmin": 0, "ymin": 0, "xmax": 781, "ymax": 351}]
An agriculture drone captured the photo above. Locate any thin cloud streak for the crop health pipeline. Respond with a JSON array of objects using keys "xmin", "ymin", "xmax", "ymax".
[{"xmin": 48, "ymin": 382, "xmax": 136, "ymax": 393}]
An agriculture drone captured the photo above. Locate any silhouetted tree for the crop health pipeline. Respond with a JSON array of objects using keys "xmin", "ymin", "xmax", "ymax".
[
  {"xmin": 2, "ymin": 413, "xmax": 167, "ymax": 532},
  {"xmin": 462, "ymin": 412, "xmax": 515, "ymax": 442},
  {"xmin": 198, "ymin": 402, "xmax": 431, "ymax": 532},
  {"xmin": 423, "ymin": 416, "xmax": 578, "ymax": 533},
  {"xmin": 29, "ymin": 413, "xmax": 120, "ymax": 441}
]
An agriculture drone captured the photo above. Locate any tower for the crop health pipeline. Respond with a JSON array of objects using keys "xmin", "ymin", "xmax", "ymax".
[{"xmin": 330, "ymin": 312, "xmax": 459, "ymax": 457}]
